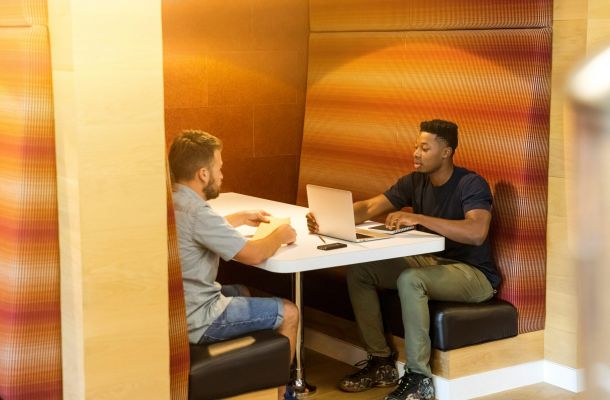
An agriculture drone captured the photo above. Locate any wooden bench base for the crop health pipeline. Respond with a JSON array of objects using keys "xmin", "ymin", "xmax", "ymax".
[
  {"xmin": 430, "ymin": 330, "xmax": 543, "ymax": 379},
  {"xmin": 305, "ymin": 307, "xmax": 543, "ymax": 379}
]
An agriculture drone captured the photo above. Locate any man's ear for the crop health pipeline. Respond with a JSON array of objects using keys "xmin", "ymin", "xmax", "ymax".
[
  {"xmin": 196, "ymin": 167, "xmax": 209, "ymax": 185},
  {"xmin": 442, "ymin": 146, "xmax": 453, "ymax": 159}
]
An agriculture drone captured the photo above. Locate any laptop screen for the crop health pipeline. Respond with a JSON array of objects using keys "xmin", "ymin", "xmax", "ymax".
[{"xmin": 306, "ymin": 184, "xmax": 359, "ymax": 241}]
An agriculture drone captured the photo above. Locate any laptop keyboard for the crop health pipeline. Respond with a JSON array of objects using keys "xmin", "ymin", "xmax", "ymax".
[{"xmin": 356, "ymin": 232, "xmax": 372, "ymax": 239}]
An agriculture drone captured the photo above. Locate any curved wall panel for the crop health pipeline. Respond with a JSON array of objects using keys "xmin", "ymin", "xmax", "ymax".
[
  {"xmin": 0, "ymin": 24, "xmax": 62, "ymax": 399},
  {"xmin": 298, "ymin": 28, "xmax": 551, "ymax": 333},
  {"xmin": 167, "ymin": 173, "xmax": 190, "ymax": 400}
]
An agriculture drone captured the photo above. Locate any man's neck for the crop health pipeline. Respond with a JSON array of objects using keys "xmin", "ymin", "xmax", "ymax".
[
  {"xmin": 428, "ymin": 163, "xmax": 454, "ymax": 186},
  {"xmin": 176, "ymin": 180, "xmax": 206, "ymax": 200}
]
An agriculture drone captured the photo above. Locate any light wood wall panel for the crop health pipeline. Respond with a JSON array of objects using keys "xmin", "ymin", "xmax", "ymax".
[
  {"xmin": 545, "ymin": 0, "xmax": 610, "ymax": 370},
  {"xmin": 545, "ymin": 2, "xmax": 587, "ymax": 370},
  {"xmin": 587, "ymin": 0, "xmax": 610, "ymax": 53},
  {"xmin": 162, "ymin": 0, "xmax": 309, "ymax": 204},
  {"xmin": 47, "ymin": 1, "xmax": 170, "ymax": 398},
  {"xmin": 310, "ymin": 0, "xmax": 552, "ymax": 32}
]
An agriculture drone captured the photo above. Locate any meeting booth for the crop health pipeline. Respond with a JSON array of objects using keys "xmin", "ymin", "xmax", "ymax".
[{"xmin": 1, "ymin": 0, "xmax": 608, "ymax": 399}]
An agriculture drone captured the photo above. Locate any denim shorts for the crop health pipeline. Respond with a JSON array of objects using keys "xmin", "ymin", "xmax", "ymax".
[{"xmin": 199, "ymin": 284, "xmax": 284, "ymax": 344}]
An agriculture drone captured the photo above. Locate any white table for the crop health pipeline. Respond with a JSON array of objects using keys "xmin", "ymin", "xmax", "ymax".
[{"xmin": 209, "ymin": 192, "xmax": 444, "ymax": 398}]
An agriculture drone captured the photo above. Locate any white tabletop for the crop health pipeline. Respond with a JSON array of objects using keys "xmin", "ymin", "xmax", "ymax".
[{"xmin": 208, "ymin": 192, "xmax": 445, "ymax": 273}]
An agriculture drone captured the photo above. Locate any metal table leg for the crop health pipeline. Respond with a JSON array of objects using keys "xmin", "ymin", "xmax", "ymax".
[{"xmin": 290, "ymin": 271, "xmax": 317, "ymax": 398}]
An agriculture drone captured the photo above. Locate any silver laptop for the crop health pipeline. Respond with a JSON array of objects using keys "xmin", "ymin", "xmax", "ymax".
[{"xmin": 306, "ymin": 184, "xmax": 392, "ymax": 242}]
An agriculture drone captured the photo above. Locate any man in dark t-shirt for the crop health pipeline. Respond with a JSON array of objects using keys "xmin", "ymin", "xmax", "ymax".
[{"xmin": 307, "ymin": 120, "xmax": 500, "ymax": 400}]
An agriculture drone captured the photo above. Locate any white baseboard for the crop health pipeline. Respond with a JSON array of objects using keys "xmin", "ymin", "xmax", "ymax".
[
  {"xmin": 543, "ymin": 360, "xmax": 585, "ymax": 393},
  {"xmin": 304, "ymin": 328, "xmax": 367, "ymax": 366},
  {"xmin": 432, "ymin": 361, "xmax": 544, "ymax": 400},
  {"xmin": 304, "ymin": 328, "xmax": 585, "ymax": 399}
]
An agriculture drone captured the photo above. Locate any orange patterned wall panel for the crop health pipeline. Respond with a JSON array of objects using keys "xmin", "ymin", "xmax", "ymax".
[
  {"xmin": 0, "ymin": 0, "xmax": 47, "ymax": 26},
  {"xmin": 298, "ymin": 29, "xmax": 551, "ymax": 333},
  {"xmin": 310, "ymin": 0, "xmax": 552, "ymax": 32},
  {"xmin": 0, "ymin": 25, "xmax": 62, "ymax": 399},
  {"xmin": 166, "ymin": 169, "xmax": 190, "ymax": 400}
]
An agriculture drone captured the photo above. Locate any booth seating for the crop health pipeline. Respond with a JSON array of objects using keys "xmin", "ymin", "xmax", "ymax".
[
  {"xmin": 168, "ymin": 2, "xmax": 551, "ymax": 395},
  {"xmin": 380, "ymin": 294, "xmax": 518, "ymax": 351},
  {"xmin": 188, "ymin": 330, "xmax": 291, "ymax": 400},
  {"xmin": 428, "ymin": 300, "xmax": 517, "ymax": 351},
  {"xmin": 291, "ymin": 0, "xmax": 551, "ymax": 373}
]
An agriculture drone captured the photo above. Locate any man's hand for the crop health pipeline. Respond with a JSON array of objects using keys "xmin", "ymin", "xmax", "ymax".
[
  {"xmin": 306, "ymin": 212, "xmax": 319, "ymax": 233},
  {"xmin": 273, "ymin": 224, "xmax": 297, "ymax": 245},
  {"xmin": 239, "ymin": 210, "xmax": 271, "ymax": 227},
  {"xmin": 385, "ymin": 211, "xmax": 419, "ymax": 230}
]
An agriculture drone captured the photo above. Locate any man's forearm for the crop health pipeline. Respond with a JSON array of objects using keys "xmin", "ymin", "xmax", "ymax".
[
  {"xmin": 235, "ymin": 235, "xmax": 281, "ymax": 266},
  {"xmin": 414, "ymin": 214, "xmax": 488, "ymax": 246},
  {"xmin": 353, "ymin": 201, "xmax": 370, "ymax": 225},
  {"xmin": 354, "ymin": 194, "xmax": 396, "ymax": 225},
  {"xmin": 252, "ymin": 235, "xmax": 282, "ymax": 264}
]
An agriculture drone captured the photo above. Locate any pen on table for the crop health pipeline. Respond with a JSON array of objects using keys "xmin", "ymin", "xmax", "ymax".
[{"xmin": 317, "ymin": 235, "xmax": 327, "ymax": 244}]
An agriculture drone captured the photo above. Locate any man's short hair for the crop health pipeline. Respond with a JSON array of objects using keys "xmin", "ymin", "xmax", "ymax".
[
  {"xmin": 420, "ymin": 119, "xmax": 458, "ymax": 152},
  {"xmin": 169, "ymin": 130, "xmax": 223, "ymax": 182}
]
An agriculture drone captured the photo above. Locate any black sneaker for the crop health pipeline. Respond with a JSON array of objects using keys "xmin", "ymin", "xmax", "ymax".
[
  {"xmin": 338, "ymin": 354, "xmax": 399, "ymax": 392},
  {"xmin": 384, "ymin": 371, "xmax": 435, "ymax": 400}
]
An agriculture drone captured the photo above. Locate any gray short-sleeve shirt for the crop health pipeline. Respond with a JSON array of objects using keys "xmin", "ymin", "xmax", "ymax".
[{"xmin": 172, "ymin": 184, "xmax": 247, "ymax": 343}]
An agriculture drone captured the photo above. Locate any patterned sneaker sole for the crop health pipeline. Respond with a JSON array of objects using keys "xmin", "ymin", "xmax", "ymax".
[
  {"xmin": 338, "ymin": 379, "xmax": 398, "ymax": 392},
  {"xmin": 374, "ymin": 380, "xmax": 399, "ymax": 388},
  {"xmin": 338, "ymin": 384, "xmax": 374, "ymax": 393}
]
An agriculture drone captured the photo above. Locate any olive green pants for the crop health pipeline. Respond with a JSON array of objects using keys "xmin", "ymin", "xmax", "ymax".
[{"xmin": 346, "ymin": 254, "xmax": 494, "ymax": 377}]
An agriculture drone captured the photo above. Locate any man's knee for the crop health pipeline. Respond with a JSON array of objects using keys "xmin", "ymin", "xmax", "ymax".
[
  {"xmin": 397, "ymin": 268, "xmax": 425, "ymax": 292},
  {"xmin": 346, "ymin": 263, "xmax": 373, "ymax": 287},
  {"xmin": 281, "ymin": 299, "xmax": 299, "ymax": 327}
]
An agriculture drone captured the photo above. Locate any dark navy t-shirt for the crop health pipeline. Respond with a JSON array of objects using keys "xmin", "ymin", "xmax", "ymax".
[{"xmin": 384, "ymin": 167, "xmax": 501, "ymax": 288}]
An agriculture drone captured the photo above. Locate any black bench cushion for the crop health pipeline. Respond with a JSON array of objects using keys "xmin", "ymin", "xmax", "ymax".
[
  {"xmin": 428, "ymin": 299, "xmax": 518, "ymax": 351},
  {"xmin": 189, "ymin": 329, "xmax": 290, "ymax": 400},
  {"xmin": 379, "ymin": 291, "xmax": 518, "ymax": 351}
]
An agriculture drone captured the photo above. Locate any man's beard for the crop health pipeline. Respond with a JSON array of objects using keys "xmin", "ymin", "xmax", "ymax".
[
  {"xmin": 203, "ymin": 176, "xmax": 220, "ymax": 200},
  {"xmin": 416, "ymin": 160, "xmax": 442, "ymax": 175}
]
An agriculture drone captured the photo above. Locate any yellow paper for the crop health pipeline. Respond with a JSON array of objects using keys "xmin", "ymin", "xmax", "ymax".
[{"xmin": 252, "ymin": 216, "xmax": 290, "ymax": 239}]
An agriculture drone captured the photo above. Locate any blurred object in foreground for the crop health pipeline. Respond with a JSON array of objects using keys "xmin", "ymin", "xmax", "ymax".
[{"xmin": 568, "ymin": 46, "xmax": 610, "ymax": 399}]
